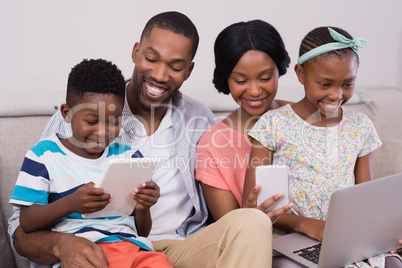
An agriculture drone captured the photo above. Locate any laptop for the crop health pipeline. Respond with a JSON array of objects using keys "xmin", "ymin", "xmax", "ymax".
[{"xmin": 273, "ymin": 172, "xmax": 402, "ymax": 268}]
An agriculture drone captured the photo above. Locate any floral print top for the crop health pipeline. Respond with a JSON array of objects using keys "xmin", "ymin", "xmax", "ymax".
[
  {"xmin": 249, "ymin": 105, "xmax": 402, "ymax": 267},
  {"xmin": 249, "ymin": 104, "xmax": 382, "ymax": 220}
]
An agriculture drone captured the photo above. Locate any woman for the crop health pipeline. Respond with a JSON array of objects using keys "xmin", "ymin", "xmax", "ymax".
[{"xmin": 196, "ymin": 19, "xmax": 293, "ymax": 223}]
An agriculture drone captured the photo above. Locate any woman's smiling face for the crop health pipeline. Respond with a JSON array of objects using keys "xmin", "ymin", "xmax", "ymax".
[{"xmin": 228, "ymin": 50, "xmax": 279, "ymax": 118}]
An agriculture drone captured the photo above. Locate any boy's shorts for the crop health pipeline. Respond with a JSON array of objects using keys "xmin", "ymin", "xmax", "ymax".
[{"xmin": 98, "ymin": 241, "xmax": 173, "ymax": 268}]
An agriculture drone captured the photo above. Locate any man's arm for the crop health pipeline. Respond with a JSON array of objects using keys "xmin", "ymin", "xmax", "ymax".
[{"xmin": 14, "ymin": 225, "xmax": 108, "ymax": 267}]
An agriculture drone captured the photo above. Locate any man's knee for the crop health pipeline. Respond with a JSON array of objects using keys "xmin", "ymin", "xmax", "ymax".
[{"xmin": 223, "ymin": 208, "xmax": 272, "ymax": 235}]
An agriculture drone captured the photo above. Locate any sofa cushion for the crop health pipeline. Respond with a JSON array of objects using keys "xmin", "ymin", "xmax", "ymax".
[{"xmin": 0, "ymin": 116, "xmax": 51, "ymax": 267}]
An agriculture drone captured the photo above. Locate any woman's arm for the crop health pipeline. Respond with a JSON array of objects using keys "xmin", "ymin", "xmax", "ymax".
[
  {"xmin": 242, "ymin": 138, "xmax": 273, "ymax": 207},
  {"xmin": 354, "ymin": 153, "xmax": 373, "ymax": 184},
  {"xmin": 201, "ymin": 183, "xmax": 240, "ymax": 221}
]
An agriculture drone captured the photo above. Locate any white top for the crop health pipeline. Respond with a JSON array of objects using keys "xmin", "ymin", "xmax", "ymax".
[{"xmin": 127, "ymin": 101, "xmax": 193, "ymax": 240}]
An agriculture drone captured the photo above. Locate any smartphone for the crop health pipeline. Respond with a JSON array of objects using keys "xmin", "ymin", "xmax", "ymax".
[{"xmin": 255, "ymin": 165, "xmax": 289, "ymax": 212}]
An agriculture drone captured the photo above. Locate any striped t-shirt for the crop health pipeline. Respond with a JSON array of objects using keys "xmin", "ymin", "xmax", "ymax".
[{"xmin": 9, "ymin": 133, "xmax": 153, "ymax": 252}]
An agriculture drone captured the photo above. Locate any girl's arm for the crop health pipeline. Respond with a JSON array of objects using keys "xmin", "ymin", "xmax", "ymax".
[
  {"xmin": 244, "ymin": 140, "xmax": 326, "ymax": 240},
  {"xmin": 20, "ymin": 182, "xmax": 110, "ymax": 233},
  {"xmin": 201, "ymin": 183, "xmax": 240, "ymax": 221},
  {"xmin": 274, "ymin": 214, "xmax": 325, "ymax": 241},
  {"xmin": 354, "ymin": 153, "xmax": 373, "ymax": 184},
  {"xmin": 273, "ymin": 154, "xmax": 374, "ymax": 241}
]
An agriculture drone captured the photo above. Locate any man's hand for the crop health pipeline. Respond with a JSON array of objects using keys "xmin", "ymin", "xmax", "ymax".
[{"xmin": 55, "ymin": 234, "xmax": 109, "ymax": 268}]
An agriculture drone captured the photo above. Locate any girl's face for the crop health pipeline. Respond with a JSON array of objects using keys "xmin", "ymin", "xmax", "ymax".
[
  {"xmin": 228, "ymin": 50, "xmax": 279, "ymax": 118},
  {"xmin": 295, "ymin": 53, "xmax": 359, "ymax": 121}
]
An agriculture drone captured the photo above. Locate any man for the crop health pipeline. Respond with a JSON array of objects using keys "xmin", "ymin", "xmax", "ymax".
[{"xmin": 9, "ymin": 11, "xmax": 275, "ymax": 268}]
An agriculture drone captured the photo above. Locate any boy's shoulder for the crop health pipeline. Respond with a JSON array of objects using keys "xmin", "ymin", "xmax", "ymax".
[
  {"xmin": 107, "ymin": 142, "xmax": 133, "ymax": 158},
  {"xmin": 30, "ymin": 134, "xmax": 65, "ymax": 157}
]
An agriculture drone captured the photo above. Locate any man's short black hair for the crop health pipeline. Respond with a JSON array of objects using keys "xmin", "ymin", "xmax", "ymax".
[{"xmin": 140, "ymin": 11, "xmax": 199, "ymax": 60}]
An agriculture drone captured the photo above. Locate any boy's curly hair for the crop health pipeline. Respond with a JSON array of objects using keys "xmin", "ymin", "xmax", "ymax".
[{"xmin": 66, "ymin": 59, "xmax": 126, "ymax": 107}]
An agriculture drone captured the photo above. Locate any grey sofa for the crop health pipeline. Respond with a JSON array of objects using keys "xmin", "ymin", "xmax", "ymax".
[{"xmin": 1, "ymin": 86, "xmax": 402, "ymax": 267}]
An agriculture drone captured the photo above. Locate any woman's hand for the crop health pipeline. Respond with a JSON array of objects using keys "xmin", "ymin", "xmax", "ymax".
[{"xmin": 243, "ymin": 185, "xmax": 293, "ymax": 223}]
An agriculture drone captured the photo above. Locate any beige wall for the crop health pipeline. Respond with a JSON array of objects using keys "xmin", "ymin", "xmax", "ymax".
[{"xmin": 1, "ymin": 0, "xmax": 401, "ymax": 104}]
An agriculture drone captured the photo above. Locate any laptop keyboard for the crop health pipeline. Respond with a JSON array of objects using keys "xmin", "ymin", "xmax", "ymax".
[{"xmin": 293, "ymin": 244, "xmax": 322, "ymax": 264}]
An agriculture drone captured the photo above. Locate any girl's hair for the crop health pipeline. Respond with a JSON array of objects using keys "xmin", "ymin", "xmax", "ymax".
[
  {"xmin": 298, "ymin": 26, "xmax": 358, "ymax": 65},
  {"xmin": 213, "ymin": 20, "xmax": 290, "ymax": 95}
]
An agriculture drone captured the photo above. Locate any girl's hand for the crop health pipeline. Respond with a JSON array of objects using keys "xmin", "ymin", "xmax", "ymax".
[
  {"xmin": 132, "ymin": 181, "xmax": 160, "ymax": 211},
  {"xmin": 244, "ymin": 185, "xmax": 293, "ymax": 223},
  {"xmin": 389, "ymin": 239, "xmax": 402, "ymax": 254},
  {"xmin": 299, "ymin": 217, "xmax": 326, "ymax": 241},
  {"xmin": 67, "ymin": 182, "xmax": 111, "ymax": 214}
]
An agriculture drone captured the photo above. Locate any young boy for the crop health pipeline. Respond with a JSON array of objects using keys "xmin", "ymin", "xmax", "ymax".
[{"xmin": 9, "ymin": 58, "xmax": 173, "ymax": 268}]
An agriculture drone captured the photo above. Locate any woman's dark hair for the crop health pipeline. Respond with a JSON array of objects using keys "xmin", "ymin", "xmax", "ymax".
[
  {"xmin": 213, "ymin": 20, "xmax": 290, "ymax": 95},
  {"xmin": 298, "ymin": 26, "xmax": 358, "ymax": 65}
]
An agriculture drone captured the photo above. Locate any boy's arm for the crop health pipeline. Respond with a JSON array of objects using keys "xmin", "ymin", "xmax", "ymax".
[
  {"xmin": 132, "ymin": 181, "xmax": 160, "ymax": 237},
  {"xmin": 133, "ymin": 208, "xmax": 152, "ymax": 237},
  {"xmin": 20, "ymin": 182, "xmax": 111, "ymax": 233}
]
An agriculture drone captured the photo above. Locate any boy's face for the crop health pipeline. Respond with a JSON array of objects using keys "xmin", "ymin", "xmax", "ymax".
[
  {"xmin": 61, "ymin": 93, "xmax": 123, "ymax": 159},
  {"xmin": 130, "ymin": 27, "xmax": 195, "ymax": 112}
]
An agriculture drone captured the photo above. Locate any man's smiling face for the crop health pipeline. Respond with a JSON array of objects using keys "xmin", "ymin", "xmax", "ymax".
[{"xmin": 130, "ymin": 27, "xmax": 195, "ymax": 113}]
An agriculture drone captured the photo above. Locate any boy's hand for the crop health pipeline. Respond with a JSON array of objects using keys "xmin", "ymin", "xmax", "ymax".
[
  {"xmin": 132, "ymin": 181, "xmax": 160, "ymax": 211},
  {"xmin": 67, "ymin": 182, "xmax": 111, "ymax": 214}
]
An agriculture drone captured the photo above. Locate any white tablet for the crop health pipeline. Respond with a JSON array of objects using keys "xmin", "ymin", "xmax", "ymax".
[
  {"xmin": 83, "ymin": 157, "xmax": 161, "ymax": 218},
  {"xmin": 255, "ymin": 165, "xmax": 289, "ymax": 212}
]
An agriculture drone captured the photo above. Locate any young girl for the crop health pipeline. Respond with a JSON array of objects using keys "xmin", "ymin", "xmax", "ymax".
[
  {"xmin": 244, "ymin": 26, "xmax": 402, "ymax": 267},
  {"xmin": 195, "ymin": 19, "xmax": 293, "ymax": 222}
]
